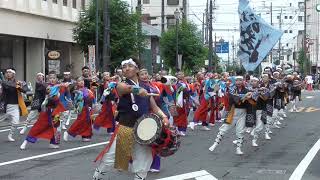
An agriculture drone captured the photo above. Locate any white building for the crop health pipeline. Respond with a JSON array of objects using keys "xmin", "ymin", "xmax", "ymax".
[
  {"xmin": 131, "ymin": 0, "xmax": 189, "ymax": 31},
  {"xmin": 306, "ymin": 0, "xmax": 320, "ymax": 73},
  {"xmin": 0, "ymin": 0, "xmax": 89, "ymax": 83},
  {"xmin": 252, "ymin": 0, "xmax": 304, "ymax": 67}
]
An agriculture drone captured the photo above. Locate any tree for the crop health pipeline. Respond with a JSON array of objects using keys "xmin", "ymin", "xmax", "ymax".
[
  {"xmin": 73, "ymin": 0, "xmax": 144, "ymax": 70},
  {"xmin": 297, "ymin": 48, "xmax": 310, "ymax": 74},
  {"xmin": 160, "ymin": 20, "xmax": 207, "ymax": 72}
]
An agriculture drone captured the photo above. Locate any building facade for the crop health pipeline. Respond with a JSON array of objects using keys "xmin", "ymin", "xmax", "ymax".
[
  {"xmin": 0, "ymin": 0, "xmax": 89, "ymax": 84},
  {"xmin": 306, "ymin": 0, "xmax": 320, "ymax": 73},
  {"xmin": 132, "ymin": 0, "xmax": 189, "ymax": 31},
  {"xmin": 252, "ymin": 0, "xmax": 304, "ymax": 67}
]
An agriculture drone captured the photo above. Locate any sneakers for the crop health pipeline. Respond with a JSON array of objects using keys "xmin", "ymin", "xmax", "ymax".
[
  {"xmin": 7, "ymin": 133, "xmax": 15, "ymax": 142},
  {"xmin": 209, "ymin": 142, "xmax": 218, "ymax": 152},
  {"xmin": 265, "ymin": 132, "xmax": 271, "ymax": 140},
  {"xmin": 149, "ymin": 169, "xmax": 160, "ymax": 173},
  {"xmin": 232, "ymin": 140, "xmax": 238, "ymax": 145},
  {"xmin": 246, "ymin": 128, "xmax": 252, "ymax": 134},
  {"xmin": 273, "ymin": 124, "xmax": 281, "ymax": 129},
  {"xmin": 63, "ymin": 131, "xmax": 69, "ymax": 142},
  {"xmin": 20, "ymin": 140, "xmax": 28, "ymax": 150},
  {"xmin": 62, "ymin": 124, "xmax": 67, "ymax": 130},
  {"xmin": 201, "ymin": 126, "xmax": 211, "ymax": 131},
  {"xmin": 82, "ymin": 138, "xmax": 91, "ymax": 142},
  {"xmin": 189, "ymin": 122, "xmax": 195, "ymax": 130},
  {"xmin": 179, "ymin": 131, "xmax": 186, "ymax": 136},
  {"xmin": 49, "ymin": 144, "xmax": 60, "ymax": 149},
  {"xmin": 209, "ymin": 123, "xmax": 215, "ymax": 127},
  {"xmin": 19, "ymin": 126, "xmax": 28, "ymax": 135},
  {"xmin": 276, "ymin": 121, "xmax": 282, "ymax": 125},
  {"xmin": 252, "ymin": 139, "xmax": 258, "ymax": 147},
  {"xmin": 236, "ymin": 147, "xmax": 244, "ymax": 155}
]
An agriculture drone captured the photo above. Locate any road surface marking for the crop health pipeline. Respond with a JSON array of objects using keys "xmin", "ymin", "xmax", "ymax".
[
  {"xmin": 0, "ymin": 141, "xmax": 109, "ymax": 167},
  {"xmin": 304, "ymin": 107, "xmax": 320, "ymax": 113},
  {"xmin": 296, "ymin": 107, "xmax": 305, "ymax": 112},
  {"xmin": 289, "ymin": 138, "xmax": 320, "ymax": 180},
  {"xmin": 156, "ymin": 170, "xmax": 218, "ymax": 180},
  {"xmin": 0, "ymin": 125, "xmax": 33, "ymax": 133},
  {"xmin": 305, "ymin": 96, "xmax": 314, "ymax": 99}
]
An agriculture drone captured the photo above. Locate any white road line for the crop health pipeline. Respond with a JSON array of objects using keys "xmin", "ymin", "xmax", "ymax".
[
  {"xmin": 305, "ymin": 96, "xmax": 314, "ymax": 99},
  {"xmin": 156, "ymin": 170, "xmax": 218, "ymax": 180},
  {"xmin": 0, "ymin": 141, "xmax": 109, "ymax": 167},
  {"xmin": 0, "ymin": 125, "xmax": 33, "ymax": 133},
  {"xmin": 289, "ymin": 139, "xmax": 320, "ymax": 180}
]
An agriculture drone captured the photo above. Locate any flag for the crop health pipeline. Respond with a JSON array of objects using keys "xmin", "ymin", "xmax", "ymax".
[{"xmin": 238, "ymin": 0, "xmax": 283, "ymax": 72}]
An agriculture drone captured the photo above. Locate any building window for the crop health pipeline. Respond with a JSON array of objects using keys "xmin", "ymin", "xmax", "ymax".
[
  {"xmin": 81, "ymin": 0, "xmax": 85, "ymax": 10},
  {"xmin": 284, "ymin": 30, "xmax": 288, "ymax": 33},
  {"xmin": 143, "ymin": 0, "xmax": 150, "ymax": 4},
  {"xmin": 284, "ymin": 16, "xmax": 288, "ymax": 19},
  {"xmin": 53, "ymin": 0, "xmax": 57, "ymax": 4},
  {"xmin": 167, "ymin": 16, "xmax": 176, "ymax": 29},
  {"xmin": 63, "ymin": 0, "xmax": 68, "ymax": 6},
  {"xmin": 289, "ymin": 30, "xmax": 293, "ymax": 33},
  {"xmin": 298, "ymin": 16, "xmax": 303, "ymax": 22},
  {"xmin": 289, "ymin": 16, "xmax": 293, "ymax": 19},
  {"xmin": 167, "ymin": 0, "xmax": 179, "ymax": 6},
  {"xmin": 277, "ymin": 15, "xmax": 280, "ymax": 19},
  {"xmin": 72, "ymin": 0, "xmax": 76, "ymax": 8}
]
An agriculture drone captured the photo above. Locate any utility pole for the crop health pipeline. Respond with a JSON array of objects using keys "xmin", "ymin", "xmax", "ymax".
[
  {"xmin": 202, "ymin": 13, "xmax": 205, "ymax": 44},
  {"xmin": 182, "ymin": 0, "xmax": 187, "ymax": 20},
  {"xmin": 270, "ymin": 2, "xmax": 273, "ymax": 64},
  {"xmin": 95, "ymin": 0, "xmax": 99, "ymax": 71},
  {"xmin": 103, "ymin": 0, "xmax": 111, "ymax": 72},
  {"xmin": 137, "ymin": 0, "xmax": 142, "ymax": 60},
  {"xmin": 205, "ymin": 0, "xmax": 209, "ymax": 44},
  {"xmin": 161, "ymin": 0, "xmax": 165, "ymax": 33},
  {"xmin": 208, "ymin": 0, "xmax": 213, "ymax": 72},
  {"xmin": 304, "ymin": 0, "xmax": 309, "ymax": 74},
  {"xmin": 232, "ymin": 35, "xmax": 235, "ymax": 68},
  {"xmin": 278, "ymin": 8, "xmax": 282, "ymax": 66}
]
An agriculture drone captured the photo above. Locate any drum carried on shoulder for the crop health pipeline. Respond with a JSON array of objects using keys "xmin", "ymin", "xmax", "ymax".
[{"xmin": 133, "ymin": 113, "xmax": 180, "ymax": 157}]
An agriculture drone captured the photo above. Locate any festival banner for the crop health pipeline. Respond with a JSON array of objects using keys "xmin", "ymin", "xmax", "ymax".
[{"xmin": 238, "ymin": 0, "xmax": 283, "ymax": 72}]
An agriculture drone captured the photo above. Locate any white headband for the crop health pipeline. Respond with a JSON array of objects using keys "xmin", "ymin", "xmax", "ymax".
[
  {"xmin": 273, "ymin": 72, "xmax": 280, "ymax": 75},
  {"xmin": 235, "ymin": 76, "xmax": 243, "ymax": 80},
  {"xmin": 121, "ymin": 58, "xmax": 137, "ymax": 68},
  {"xmin": 261, "ymin": 74, "xmax": 269, "ymax": 77},
  {"xmin": 250, "ymin": 77, "xmax": 259, "ymax": 81},
  {"xmin": 37, "ymin": 72, "xmax": 45, "ymax": 77},
  {"xmin": 6, "ymin": 69, "xmax": 16, "ymax": 74},
  {"xmin": 63, "ymin": 72, "xmax": 71, "ymax": 75}
]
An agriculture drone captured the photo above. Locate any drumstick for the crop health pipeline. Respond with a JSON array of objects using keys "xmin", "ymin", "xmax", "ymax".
[{"xmin": 147, "ymin": 93, "xmax": 160, "ymax": 97}]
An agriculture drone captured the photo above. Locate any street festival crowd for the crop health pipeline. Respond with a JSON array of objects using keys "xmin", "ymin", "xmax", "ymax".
[{"xmin": 0, "ymin": 58, "xmax": 309, "ymax": 180}]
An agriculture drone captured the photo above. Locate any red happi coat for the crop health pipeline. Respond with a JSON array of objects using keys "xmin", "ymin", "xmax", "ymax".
[
  {"xmin": 173, "ymin": 80, "xmax": 191, "ymax": 130},
  {"xmin": 68, "ymin": 88, "xmax": 95, "ymax": 138},
  {"xmin": 93, "ymin": 81, "xmax": 117, "ymax": 130}
]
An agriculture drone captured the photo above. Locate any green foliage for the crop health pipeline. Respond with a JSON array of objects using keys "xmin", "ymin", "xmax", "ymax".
[
  {"xmin": 73, "ymin": 0, "xmax": 144, "ymax": 70},
  {"xmin": 160, "ymin": 20, "xmax": 207, "ymax": 71},
  {"xmin": 297, "ymin": 48, "xmax": 310, "ymax": 74}
]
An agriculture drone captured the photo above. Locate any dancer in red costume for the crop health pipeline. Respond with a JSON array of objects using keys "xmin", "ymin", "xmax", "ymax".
[
  {"xmin": 20, "ymin": 71, "xmax": 71, "ymax": 150},
  {"xmin": 173, "ymin": 71, "xmax": 191, "ymax": 136},
  {"xmin": 63, "ymin": 77, "xmax": 96, "ymax": 142},
  {"xmin": 93, "ymin": 72, "xmax": 117, "ymax": 134}
]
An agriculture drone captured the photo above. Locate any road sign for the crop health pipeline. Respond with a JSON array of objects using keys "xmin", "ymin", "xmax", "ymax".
[{"xmin": 215, "ymin": 42, "xmax": 229, "ymax": 53}]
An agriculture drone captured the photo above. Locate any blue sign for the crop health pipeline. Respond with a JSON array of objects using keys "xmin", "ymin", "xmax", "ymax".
[{"xmin": 215, "ymin": 42, "xmax": 229, "ymax": 53}]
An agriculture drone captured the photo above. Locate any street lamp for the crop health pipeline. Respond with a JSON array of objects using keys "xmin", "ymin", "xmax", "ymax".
[{"xmin": 174, "ymin": 9, "xmax": 180, "ymax": 71}]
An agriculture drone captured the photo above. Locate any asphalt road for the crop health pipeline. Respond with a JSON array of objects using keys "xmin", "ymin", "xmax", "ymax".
[{"xmin": 0, "ymin": 91, "xmax": 320, "ymax": 180}]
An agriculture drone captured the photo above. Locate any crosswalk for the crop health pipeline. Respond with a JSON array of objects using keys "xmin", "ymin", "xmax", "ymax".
[{"xmin": 293, "ymin": 107, "xmax": 320, "ymax": 113}]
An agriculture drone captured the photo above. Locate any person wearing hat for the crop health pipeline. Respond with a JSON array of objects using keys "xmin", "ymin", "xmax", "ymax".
[
  {"xmin": 20, "ymin": 73, "xmax": 47, "ymax": 135},
  {"xmin": 209, "ymin": 75, "xmax": 251, "ymax": 155},
  {"xmin": 1, "ymin": 68, "xmax": 29, "ymax": 142}
]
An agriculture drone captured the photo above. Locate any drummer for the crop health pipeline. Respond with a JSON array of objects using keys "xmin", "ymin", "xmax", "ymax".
[{"xmin": 93, "ymin": 58, "xmax": 169, "ymax": 180}]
